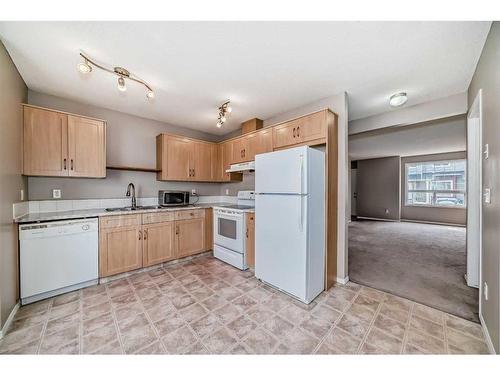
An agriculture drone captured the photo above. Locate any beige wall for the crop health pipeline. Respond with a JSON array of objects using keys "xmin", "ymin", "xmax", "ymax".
[
  {"xmin": 0, "ymin": 41, "xmax": 27, "ymax": 327},
  {"xmin": 357, "ymin": 156, "xmax": 401, "ymax": 220},
  {"xmin": 468, "ymin": 21, "xmax": 499, "ymax": 353},
  {"xmin": 401, "ymin": 152, "xmax": 467, "ymax": 226},
  {"xmin": 27, "ymin": 91, "xmax": 223, "ymax": 200}
]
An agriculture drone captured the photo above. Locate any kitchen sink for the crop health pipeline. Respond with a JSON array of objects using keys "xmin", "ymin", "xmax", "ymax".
[{"xmin": 105, "ymin": 205, "xmax": 161, "ymax": 212}]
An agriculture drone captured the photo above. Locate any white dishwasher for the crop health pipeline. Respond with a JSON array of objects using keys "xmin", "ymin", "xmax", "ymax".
[{"xmin": 19, "ymin": 218, "xmax": 99, "ymax": 305}]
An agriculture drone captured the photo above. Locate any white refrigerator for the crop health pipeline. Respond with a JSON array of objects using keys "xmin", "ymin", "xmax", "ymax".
[{"xmin": 255, "ymin": 146, "xmax": 325, "ymax": 304}]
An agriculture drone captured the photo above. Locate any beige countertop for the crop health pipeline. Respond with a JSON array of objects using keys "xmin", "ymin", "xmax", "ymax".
[{"xmin": 15, "ymin": 202, "xmax": 246, "ymax": 224}]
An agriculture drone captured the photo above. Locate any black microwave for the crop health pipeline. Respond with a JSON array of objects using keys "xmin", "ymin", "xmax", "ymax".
[{"xmin": 158, "ymin": 190, "xmax": 190, "ymax": 207}]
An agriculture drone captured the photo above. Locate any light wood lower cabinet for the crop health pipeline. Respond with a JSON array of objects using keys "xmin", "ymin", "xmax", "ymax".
[
  {"xmin": 175, "ymin": 218, "xmax": 205, "ymax": 258},
  {"xmin": 99, "ymin": 209, "xmax": 212, "ymax": 277},
  {"xmin": 245, "ymin": 212, "xmax": 255, "ymax": 268},
  {"xmin": 143, "ymin": 221, "xmax": 176, "ymax": 267},
  {"xmin": 99, "ymin": 222, "xmax": 143, "ymax": 277}
]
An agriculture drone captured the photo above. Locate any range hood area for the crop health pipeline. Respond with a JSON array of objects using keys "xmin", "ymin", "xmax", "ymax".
[{"xmin": 226, "ymin": 161, "xmax": 255, "ymax": 173}]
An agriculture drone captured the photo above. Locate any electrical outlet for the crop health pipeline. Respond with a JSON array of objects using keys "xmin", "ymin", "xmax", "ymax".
[
  {"xmin": 225, "ymin": 189, "xmax": 229, "ymax": 195},
  {"xmin": 52, "ymin": 189, "xmax": 62, "ymax": 199},
  {"xmin": 20, "ymin": 189, "xmax": 24, "ymax": 201},
  {"xmin": 385, "ymin": 208, "xmax": 389, "ymax": 214},
  {"xmin": 484, "ymin": 144, "xmax": 489, "ymax": 159},
  {"xmin": 484, "ymin": 188, "xmax": 491, "ymax": 204},
  {"xmin": 484, "ymin": 282, "xmax": 489, "ymax": 301},
  {"xmin": 191, "ymin": 189, "xmax": 196, "ymax": 195}
]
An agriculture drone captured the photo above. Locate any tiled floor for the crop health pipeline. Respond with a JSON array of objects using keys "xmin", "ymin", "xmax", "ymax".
[{"xmin": 0, "ymin": 255, "xmax": 490, "ymax": 354}]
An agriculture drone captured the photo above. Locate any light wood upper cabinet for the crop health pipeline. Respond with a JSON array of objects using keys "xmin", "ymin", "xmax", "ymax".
[
  {"xmin": 193, "ymin": 141, "xmax": 214, "ymax": 181},
  {"xmin": 273, "ymin": 121, "xmax": 299, "ymax": 149},
  {"xmin": 23, "ymin": 106, "xmax": 68, "ymax": 177},
  {"xmin": 216, "ymin": 141, "xmax": 242, "ymax": 182},
  {"xmin": 143, "ymin": 221, "xmax": 176, "ymax": 267},
  {"xmin": 231, "ymin": 137, "xmax": 248, "ymax": 164},
  {"xmin": 293, "ymin": 110, "xmax": 326, "ymax": 143},
  {"xmin": 162, "ymin": 135, "xmax": 192, "ymax": 180},
  {"xmin": 99, "ymin": 215, "xmax": 143, "ymax": 277},
  {"xmin": 67, "ymin": 115, "xmax": 106, "ymax": 177},
  {"xmin": 23, "ymin": 105, "xmax": 106, "ymax": 178},
  {"xmin": 245, "ymin": 212, "xmax": 255, "ymax": 268},
  {"xmin": 272, "ymin": 110, "xmax": 327, "ymax": 149},
  {"xmin": 157, "ymin": 134, "xmax": 216, "ymax": 182},
  {"xmin": 254, "ymin": 128, "xmax": 273, "ymax": 157},
  {"xmin": 175, "ymin": 217, "xmax": 205, "ymax": 258}
]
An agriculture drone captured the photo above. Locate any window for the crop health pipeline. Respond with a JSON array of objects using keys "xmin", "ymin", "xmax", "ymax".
[{"xmin": 405, "ymin": 159, "xmax": 466, "ymax": 208}]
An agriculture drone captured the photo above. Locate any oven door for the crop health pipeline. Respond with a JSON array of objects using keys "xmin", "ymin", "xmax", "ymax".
[{"xmin": 213, "ymin": 210, "xmax": 244, "ymax": 253}]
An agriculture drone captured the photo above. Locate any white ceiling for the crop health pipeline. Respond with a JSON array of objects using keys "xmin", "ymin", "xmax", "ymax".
[
  {"xmin": 349, "ymin": 115, "xmax": 466, "ymax": 161},
  {"xmin": 0, "ymin": 22, "xmax": 491, "ymax": 135}
]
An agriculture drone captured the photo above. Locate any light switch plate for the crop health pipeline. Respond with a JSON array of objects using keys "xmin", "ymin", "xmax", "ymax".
[
  {"xmin": 484, "ymin": 282, "xmax": 489, "ymax": 301},
  {"xmin": 52, "ymin": 189, "xmax": 62, "ymax": 199},
  {"xmin": 20, "ymin": 189, "xmax": 24, "ymax": 201},
  {"xmin": 484, "ymin": 188, "xmax": 491, "ymax": 204}
]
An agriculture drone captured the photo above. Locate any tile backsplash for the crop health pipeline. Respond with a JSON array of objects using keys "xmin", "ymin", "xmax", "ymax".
[{"xmin": 13, "ymin": 195, "xmax": 237, "ymax": 219}]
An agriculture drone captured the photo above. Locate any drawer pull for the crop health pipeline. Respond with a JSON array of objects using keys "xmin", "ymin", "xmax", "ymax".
[
  {"xmin": 293, "ymin": 127, "xmax": 296, "ymax": 138},
  {"xmin": 138, "ymin": 230, "xmax": 142, "ymax": 240},
  {"xmin": 296, "ymin": 126, "xmax": 300, "ymax": 137}
]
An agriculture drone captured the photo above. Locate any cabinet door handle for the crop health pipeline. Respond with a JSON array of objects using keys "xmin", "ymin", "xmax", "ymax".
[
  {"xmin": 175, "ymin": 226, "xmax": 179, "ymax": 235},
  {"xmin": 246, "ymin": 228, "xmax": 248, "ymax": 238},
  {"xmin": 243, "ymin": 149, "xmax": 246, "ymax": 157},
  {"xmin": 144, "ymin": 229, "xmax": 148, "ymax": 240},
  {"xmin": 192, "ymin": 169, "xmax": 195, "ymax": 177},
  {"xmin": 139, "ymin": 230, "xmax": 142, "ymax": 240},
  {"xmin": 63, "ymin": 158, "xmax": 67, "ymax": 170},
  {"xmin": 296, "ymin": 126, "xmax": 300, "ymax": 138},
  {"xmin": 293, "ymin": 127, "xmax": 296, "ymax": 138},
  {"xmin": 70, "ymin": 159, "xmax": 74, "ymax": 171}
]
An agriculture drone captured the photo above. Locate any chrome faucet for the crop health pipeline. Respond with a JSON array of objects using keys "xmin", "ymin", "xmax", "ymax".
[{"xmin": 126, "ymin": 183, "xmax": 137, "ymax": 209}]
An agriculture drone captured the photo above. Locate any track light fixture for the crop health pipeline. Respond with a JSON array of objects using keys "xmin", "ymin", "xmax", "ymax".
[
  {"xmin": 216, "ymin": 100, "xmax": 232, "ymax": 128},
  {"xmin": 77, "ymin": 52, "xmax": 154, "ymax": 100}
]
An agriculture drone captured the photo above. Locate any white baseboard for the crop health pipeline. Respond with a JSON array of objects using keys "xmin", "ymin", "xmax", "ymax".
[
  {"xmin": 0, "ymin": 302, "xmax": 20, "ymax": 339},
  {"xmin": 356, "ymin": 216, "xmax": 399, "ymax": 222},
  {"xmin": 336, "ymin": 276, "xmax": 349, "ymax": 285},
  {"xmin": 479, "ymin": 314, "xmax": 496, "ymax": 354}
]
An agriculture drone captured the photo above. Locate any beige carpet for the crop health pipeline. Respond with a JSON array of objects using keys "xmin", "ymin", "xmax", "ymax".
[{"xmin": 348, "ymin": 220, "xmax": 479, "ymax": 322}]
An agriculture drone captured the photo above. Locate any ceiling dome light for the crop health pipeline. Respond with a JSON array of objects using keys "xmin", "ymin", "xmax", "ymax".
[
  {"xmin": 389, "ymin": 92, "xmax": 408, "ymax": 107},
  {"xmin": 117, "ymin": 76, "xmax": 127, "ymax": 92},
  {"xmin": 77, "ymin": 60, "xmax": 92, "ymax": 74},
  {"xmin": 146, "ymin": 90, "xmax": 155, "ymax": 99},
  {"xmin": 216, "ymin": 121, "xmax": 222, "ymax": 128}
]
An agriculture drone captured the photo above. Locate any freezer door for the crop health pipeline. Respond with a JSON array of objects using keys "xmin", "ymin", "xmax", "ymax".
[
  {"xmin": 255, "ymin": 193, "xmax": 307, "ymax": 300},
  {"xmin": 255, "ymin": 146, "xmax": 308, "ymax": 194}
]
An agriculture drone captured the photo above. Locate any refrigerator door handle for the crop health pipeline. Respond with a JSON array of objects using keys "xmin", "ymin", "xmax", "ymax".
[
  {"xmin": 299, "ymin": 154, "xmax": 304, "ymax": 194},
  {"xmin": 299, "ymin": 195, "xmax": 304, "ymax": 232}
]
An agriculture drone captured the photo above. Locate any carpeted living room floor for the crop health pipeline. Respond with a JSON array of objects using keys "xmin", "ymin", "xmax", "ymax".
[{"xmin": 348, "ymin": 219, "xmax": 479, "ymax": 322}]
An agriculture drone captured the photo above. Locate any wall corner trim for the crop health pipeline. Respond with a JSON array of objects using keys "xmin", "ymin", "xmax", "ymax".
[
  {"xmin": 0, "ymin": 302, "xmax": 20, "ymax": 340},
  {"xmin": 336, "ymin": 276, "xmax": 349, "ymax": 285},
  {"xmin": 479, "ymin": 314, "xmax": 497, "ymax": 354}
]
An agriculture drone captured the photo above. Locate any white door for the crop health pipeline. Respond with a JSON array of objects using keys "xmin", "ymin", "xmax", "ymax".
[
  {"xmin": 255, "ymin": 146, "xmax": 308, "ymax": 194},
  {"xmin": 466, "ymin": 90, "xmax": 482, "ymax": 288},
  {"xmin": 255, "ymin": 193, "xmax": 307, "ymax": 300}
]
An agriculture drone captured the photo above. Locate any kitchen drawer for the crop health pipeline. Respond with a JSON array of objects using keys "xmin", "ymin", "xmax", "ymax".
[
  {"xmin": 142, "ymin": 211, "xmax": 175, "ymax": 224},
  {"xmin": 99, "ymin": 214, "xmax": 142, "ymax": 229},
  {"xmin": 174, "ymin": 209, "xmax": 205, "ymax": 221}
]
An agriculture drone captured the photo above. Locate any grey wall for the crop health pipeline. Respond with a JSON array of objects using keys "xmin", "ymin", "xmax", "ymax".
[
  {"xmin": 0, "ymin": 41, "xmax": 28, "ymax": 327},
  {"xmin": 357, "ymin": 157, "xmax": 401, "ymax": 220},
  {"xmin": 400, "ymin": 152, "xmax": 467, "ymax": 226},
  {"xmin": 27, "ymin": 91, "xmax": 223, "ymax": 199},
  {"xmin": 468, "ymin": 21, "xmax": 499, "ymax": 353}
]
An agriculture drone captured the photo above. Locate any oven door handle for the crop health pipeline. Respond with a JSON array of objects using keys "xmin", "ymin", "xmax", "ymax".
[{"xmin": 215, "ymin": 211, "xmax": 242, "ymax": 219}]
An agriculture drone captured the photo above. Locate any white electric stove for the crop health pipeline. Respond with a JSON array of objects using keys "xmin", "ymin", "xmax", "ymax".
[{"xmin": 212, "ymin": 191, "xmax": 255, "ymax": 269}]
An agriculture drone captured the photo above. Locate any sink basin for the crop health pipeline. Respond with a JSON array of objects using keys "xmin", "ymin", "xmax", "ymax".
[{"xmin": 105, "ymin": 205, "xmax": 161, "ymax": 212}]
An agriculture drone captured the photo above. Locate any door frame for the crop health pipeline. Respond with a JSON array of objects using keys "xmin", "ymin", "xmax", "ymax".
[{"xmin": 466, "ymin": 90, "xmax": 483, "ymax": 292}]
